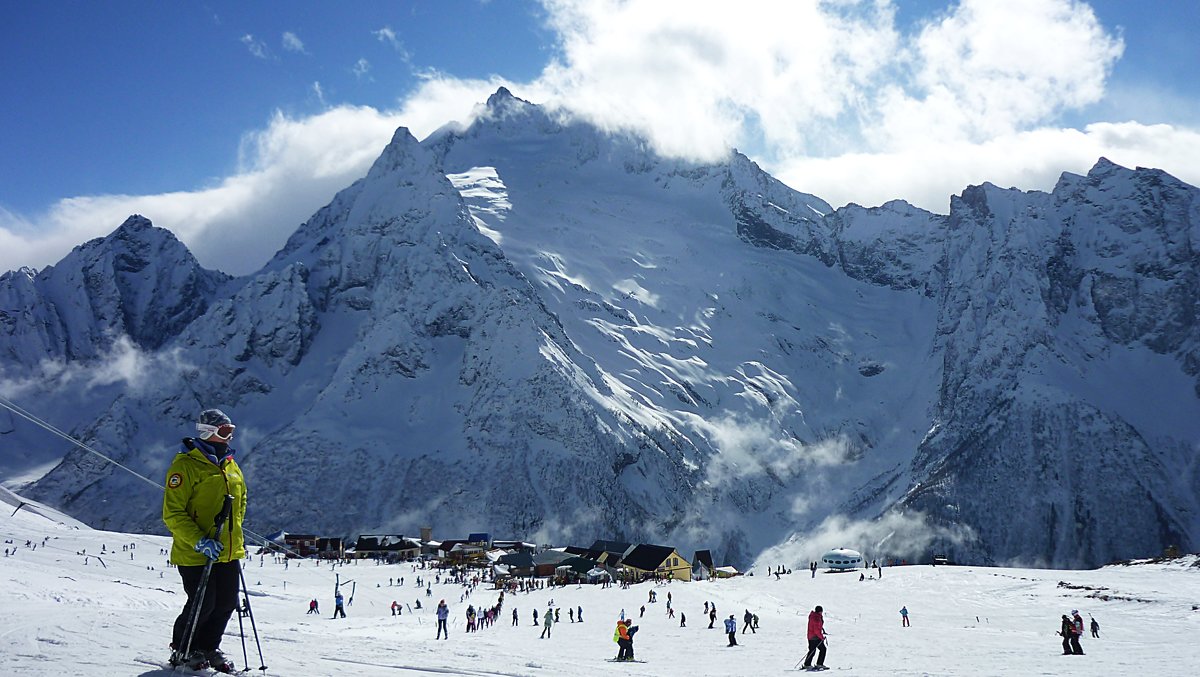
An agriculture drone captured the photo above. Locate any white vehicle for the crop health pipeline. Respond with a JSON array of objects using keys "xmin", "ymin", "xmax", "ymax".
[{"xmin": 821, "ymin": 547, "xmax": 864, "ymax": 571}]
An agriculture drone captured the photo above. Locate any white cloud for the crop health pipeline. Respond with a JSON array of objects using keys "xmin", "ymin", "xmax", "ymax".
[
  {"xmin": 282, "ymin": 31, "xmax": 306, "ymax": 54},
  {"xmin": 352, "ymin": 57, "xmax": 371, "ymax": 80},
  {"xmin": 772, "ymin": 122, "xmax": 1200, "ymax": 213},
  {"xmin": 0, "ymin": 336, "xmax": 194, "ymax": 398},
  {"xmin": 240, "ymin": 33, "xmax": 268, "ymax": 59},
  {"xmin": 312, "ymin": 81, "xmax": 327, "ymax": 107},
  {"xmin": 0, "ymin": 107, "xmax": 411, "ymax": 275},
  {"xmin": 696, "ymin": 412, "xmax": 855, "ymax": 488},
  {"xmin": 753, "ymin": 510, "xmax": 976, "ymax": 566},
  {"xmin": 4, "ymin": 0, "xmax": 1199, "ymax": 276},
  {"xmin": 373, "ymin": 26, "xmax": 410, "ymax": 60}
]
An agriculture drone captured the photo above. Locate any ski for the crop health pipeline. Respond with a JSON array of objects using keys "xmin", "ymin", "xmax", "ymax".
[
  {"xmin": 606, "ymin": 658, "xmax": 648, "ymax": 663},
  {"xmin": 134, "ymin": 656, "xmax": 249, "ymax": 675}
]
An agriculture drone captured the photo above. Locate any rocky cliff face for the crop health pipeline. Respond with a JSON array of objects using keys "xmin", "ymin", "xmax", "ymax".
[
  {"xmin": 5, "ymin": 91, "xmax": 1197, "ymax": 567},
  {"xmin": 0, "ymin": 215, "xmax": 230, "ymax": 364}
]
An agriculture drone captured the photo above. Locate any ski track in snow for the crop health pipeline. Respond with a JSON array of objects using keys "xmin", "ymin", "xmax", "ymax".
[{"xmin": 2, "ymin": 506, "xmax": 1199, "ymax": 676}]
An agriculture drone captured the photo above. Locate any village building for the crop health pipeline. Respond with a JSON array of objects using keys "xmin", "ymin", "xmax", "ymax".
[
  {"xmin": 620, "ymin": 543, "xmax": 692, "ymax": 582},
  {"xmin": 352, "ymin": 535, "xmax": 421, "ymax": 560}
]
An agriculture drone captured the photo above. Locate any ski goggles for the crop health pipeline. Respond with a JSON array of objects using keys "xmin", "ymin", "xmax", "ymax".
[{"xmin": 197, "ymin": 423, "xmax": 236, "ymax": 441}]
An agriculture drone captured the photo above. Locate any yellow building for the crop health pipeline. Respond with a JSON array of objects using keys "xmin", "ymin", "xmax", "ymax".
[{"xmin": 620, "ymin": 543, "xmax": 692, "ymax": 582}]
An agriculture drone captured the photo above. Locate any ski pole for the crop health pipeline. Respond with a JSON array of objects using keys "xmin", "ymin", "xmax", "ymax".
[
  {"xmin": 236, "ymin": 595, "xmax": 249, "ymax": 672},
  {"xmin": 237, "ymin": 560, "xmax": 268, "ymax": 672},
  {"xmin": 180, "ymin": 494, "xmax": 234, "ymax": 662}
]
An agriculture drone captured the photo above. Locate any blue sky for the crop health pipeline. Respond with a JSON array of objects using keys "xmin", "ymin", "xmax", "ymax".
[{"xmin": 2, "ymin": 0, "xmax": 1198, "ymax": 275}]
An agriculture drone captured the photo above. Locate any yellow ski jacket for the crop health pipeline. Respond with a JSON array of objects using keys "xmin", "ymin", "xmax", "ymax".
[{"xmin": 162, "ymin": 439, "xmax": 248, "ymax": 567}]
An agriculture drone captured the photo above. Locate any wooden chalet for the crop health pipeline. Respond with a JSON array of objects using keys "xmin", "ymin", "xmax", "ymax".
[{"xmin": 620, "ymin": 543, "xmax": 692, "ymax": 581}]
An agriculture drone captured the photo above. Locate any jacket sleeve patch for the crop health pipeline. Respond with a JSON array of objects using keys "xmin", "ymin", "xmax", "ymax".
[{"xmin": 167, "ymin": 473, "xmax": 183, "ymax": 489}]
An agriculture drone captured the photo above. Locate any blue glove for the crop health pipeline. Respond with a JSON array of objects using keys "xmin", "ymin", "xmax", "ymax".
[{"xmin": 195, "ymin": 537, "xmax": 223, "ymax": 561}]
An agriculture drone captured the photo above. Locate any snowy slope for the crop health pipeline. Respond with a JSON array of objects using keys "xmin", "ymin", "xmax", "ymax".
[
  {"xmin": 2, "ymin": 88, "xmax": 1198, "ymax": 568},
  {"xmin": 2, "ymin": 496, "xmax": 1198, "ymax": 676}
]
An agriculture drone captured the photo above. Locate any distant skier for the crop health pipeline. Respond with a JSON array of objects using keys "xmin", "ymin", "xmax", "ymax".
[
  {"xmin": 569, "ymin": 608, "xmax": 575, "ymax": 622},
  {"xmin": 577, "ymin": 605, "xmax": 583, "ymax": 622},
  {"xmin": 435, "ymin": 600, "xmax": 449, "ymax": 639},
  {"xmin": 742, "ymin": 609, "xmax": 755, "ymax": 634},
  {"xmin": 709, "ymin": 607, "xmax": 717, "ymax": 628},
  {"xmin": 512, "ymin": 608, "xmax": 519, "ymax": 626},
  {"xmin": 540, "ymin": 608, "xmax": 554, "ymax": 638},
  {"xmin": 307, "ymin": 599, "xmax": 318, "ymax": 615},
  {"xmin": 724, "ymin": 614, "xmax": 738, "ymax": 646},
  {"xmin": 1059, "ymin": 614, "xmax": 1074, "ymax": 655},
  {"xmin": 614, "ymin": 619, "xmax": 631, "ymax": 660},
  {"xmin": 1089, "ymin": 615, "xmax": 1099, "ymax": 638},
  {"xmin": 900, "ymin": 606, "xmax": 910, "ymax": 627},
  {"xmin": 534, "ymin": 609, "xmax": 539, "ymax": 626},
  {"xmin": 1069, "ymin": 610, "xmax": 1085, "ymax": 654},
  {"xmin": 801, "ymin": 605, "xmax": 827, "ymax": 670},
  {"xmin": 680, "ymin": 612, "xmax": 686, "ymax": 627}
]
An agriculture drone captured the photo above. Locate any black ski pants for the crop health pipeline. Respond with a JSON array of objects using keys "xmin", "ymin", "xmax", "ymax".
[
  {"xmin": 1069, "ymin": 634, "xmax": 1084, "ymax": 654},
  {"xmin": 803, "ymin": 637, "xmax": 827, "ymax": 667},
  {"xmin": 172, "ymin": 561, "xmax": 240, "ymax": 653}
]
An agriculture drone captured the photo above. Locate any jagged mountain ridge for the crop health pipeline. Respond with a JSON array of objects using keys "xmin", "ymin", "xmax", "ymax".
[{"xmin": 2, "ymin": 89, "xmax": 1197, "ymax": 568}]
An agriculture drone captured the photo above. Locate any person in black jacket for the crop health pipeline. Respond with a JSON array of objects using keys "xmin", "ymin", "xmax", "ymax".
[{"xmin": 1059, "ymin": 615, "xmax": 1073, "ymax": 655}]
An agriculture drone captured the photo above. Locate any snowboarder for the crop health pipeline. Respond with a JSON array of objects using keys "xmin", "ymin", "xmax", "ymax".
[
  {"xmin": 435, "ymin": 600, "xmax": 449, "ymax": 639},
  {"xmin": 801, "ymin": 605, "xmax": 827, "ymax": 670},
  {"xmin": 724, "ymin": 614, "xmax": 738, "ymax": 646},
  {"xmin": 333, "ymin": 591, "xmax": 346, "ymax": 618},
  {"xmin": 900, "ymin": 605, "xmax": 910, "ymax": 627},
  {"xmin": 164, "ymin": 408, "xmax": 246, "ymax": 674},
  {"xmin": 1089, "ymin": 615, "xmax": 1099, "ymax": 638}
]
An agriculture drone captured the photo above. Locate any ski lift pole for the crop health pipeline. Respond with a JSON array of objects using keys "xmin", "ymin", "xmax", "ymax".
[{"xmin": 180, "ymin": 494, "xmax": 234, "ymax": 662}]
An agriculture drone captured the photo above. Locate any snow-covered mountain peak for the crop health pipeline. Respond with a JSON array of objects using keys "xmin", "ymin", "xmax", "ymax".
[
  {"xmin": 364, "ymin": 126, "xmax": 440, "ymax": 182},
  {"xmin": 4, "ymin": 97, "xmax": 1198, "ymax": 570},
  {"xmin": 0, "ymin": 215, "xmax": 229, "ymax": 365},
  {"xmin": 484, "ymin": 86, "xmax": 533, "ymax": 114}
]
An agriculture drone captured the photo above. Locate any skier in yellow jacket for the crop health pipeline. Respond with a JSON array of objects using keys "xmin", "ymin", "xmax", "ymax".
[{"xmin": 164, "ymin": 409, "xmax": 247, "ymax": 673}]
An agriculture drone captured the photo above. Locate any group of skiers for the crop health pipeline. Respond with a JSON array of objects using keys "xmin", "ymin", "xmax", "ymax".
[{"xmin": 1059, "ymin": 610, "xmax": 1098, "ymax": 655}]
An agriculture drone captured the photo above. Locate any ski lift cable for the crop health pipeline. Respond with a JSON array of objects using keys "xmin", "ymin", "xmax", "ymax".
[{"xmin": 0, "ymin": 394, "xmax": 316, "ymax": 566}]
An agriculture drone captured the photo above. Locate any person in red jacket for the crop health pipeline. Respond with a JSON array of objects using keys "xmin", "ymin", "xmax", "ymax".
[{"xmin": 802, "ymin": 605, "xmax": 827, "ymax": 670}]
